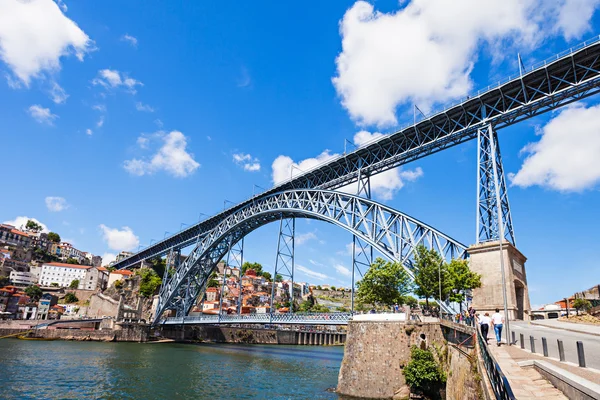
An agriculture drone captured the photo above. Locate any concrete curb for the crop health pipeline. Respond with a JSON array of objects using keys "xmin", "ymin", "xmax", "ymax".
[{"xmin": 530, "ymin": 321, "xmax": 600, "ymax": 337}]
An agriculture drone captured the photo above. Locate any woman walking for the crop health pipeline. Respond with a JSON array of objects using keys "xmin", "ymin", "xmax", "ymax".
[
  {"xmin": 478, "ymin": 313, "xmax": 491, "ymax": 344},
  {"xmin": 491, "ymin": 308, "xmax": 505, "ymax": 346}
]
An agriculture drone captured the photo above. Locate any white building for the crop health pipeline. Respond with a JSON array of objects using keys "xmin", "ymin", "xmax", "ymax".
[
  {"xmin": 38, "ymin": 262, "xmax": 106, "ymax": 290},
  {"xmin": 9, "ymin": 270, "xmax": 37, "ymax": 286},
  {"xmin": 107, "ymin": 270, "xmax": 134, "ymax": 287}
]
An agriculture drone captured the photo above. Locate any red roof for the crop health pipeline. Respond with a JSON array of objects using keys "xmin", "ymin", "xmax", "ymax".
[
  {"xmin": 111, "ymin": 270, "xmax": 133, "ymax": 276},
  {"xmin": 43, "ymin": 262, "xmax": 91, "ymax": 270},
  {"xmin": 97, "ymin": 266, "xmax": 108, "ymax": 271}
]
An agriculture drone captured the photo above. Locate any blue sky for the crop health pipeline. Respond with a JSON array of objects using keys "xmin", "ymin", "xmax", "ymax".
[{"xmin": 1, "ymin": 0, "xmax": 600, "ymax": 307}]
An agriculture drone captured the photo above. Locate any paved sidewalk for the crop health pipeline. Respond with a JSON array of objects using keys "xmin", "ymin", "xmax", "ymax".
[
  {"xmin": 488, "ymin": 344, "xmax": 568, "ymax": 399},
  {"xmin": 503, "ymin": 344, "xmax": 600, "ymax": 384},
  {"xmin": 531, "ymin": 319, "xmax": 600, "ymax": 336}
]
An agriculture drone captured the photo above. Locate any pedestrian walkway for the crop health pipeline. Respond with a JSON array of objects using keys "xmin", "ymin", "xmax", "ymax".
[
  {"xmin": 488, "ymin": 344, "xmax": 568, "ymax": 399},
  {"xmin": 531, "ymin": 319, "xmax": 600, "ymax": 336}
]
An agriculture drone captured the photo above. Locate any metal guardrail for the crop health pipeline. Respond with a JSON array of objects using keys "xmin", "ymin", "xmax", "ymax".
[
  {"xmin": 477, "ymin": 327, "xmax": 516, "ymax": 400},
  {"xmin": 161, "ymin": 312, "xmax": 353, "ymax": 326}
]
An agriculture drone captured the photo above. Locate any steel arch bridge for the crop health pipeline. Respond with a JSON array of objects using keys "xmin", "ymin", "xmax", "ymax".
[{"xmin": 155, "ymin": 189, "xmax": 467, "ymax": 322}]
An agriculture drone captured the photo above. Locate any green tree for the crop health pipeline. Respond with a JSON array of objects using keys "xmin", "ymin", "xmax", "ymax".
[
  {"xmin": 50, "ymin": 282, "xmax": 59, "ymax": 287},
  {"xmin": 446, "ymin": 259, "xmax": 481, "ymax": 312},
  {"xmin": 316, "ymin": 285, "xmax": 322, "ymax": 290},
  {"xmin": 356, "ymin": 257, "xmax": 413, "ymax": 307},
  {"xmin": 331, "ymin": 286, "xmax": 336, "ymax": 291},
  {"xmin": 25, "ymin": 285, "xmax": 43, "ymax": 301},
  {"xmin": 66, "ymin": 257, "xmax": 79, "ymax": 265},
  {"xmin": 261, "ymin": 271, "xmax": 272, "ymax": 281},
  {"xmin": 207, "ymin": 278, "xmax": 220, "ymax": 288},
  {"xmin": 403, "ymin": 346, "xmax": 446, "ymax": 398},
  {"xmin": 413, "ymin": 245, "xmax": 449, "ymax": 307},
  {"xmin": 114, "ymin": 280, "xmax": 123, "ymax": 289},
  {"xmin": 64, "ymin": 293, "xmax": 79, "ymax": 303},
  {"xmin": 0, "ymin": 276, "xmax": 9, "ymax": 288},
  {"xmin": 69, "ymin": 279, "xmax": 80, "ymax": 289},
  {"xmin": 275, "ymin": 274, "xmax": 283, "ymax": 282},
  {"xmin": 150, "ymin": 257, "xmax": 167, "ymax": 278},
  {"xmin": 404, "ymin": 295, "xmax": 418, "ymax": 308},
  {"xmin": 25, "ymin": 220, "xmax": 43, "ymax": 232},
  {"xmin": 47, "ymin": 232, "xmax": 61, "ymax": 243},
  {"xmin": 573, "ymin": 298, "xmax": 592, "ymax": 315},
  {"xmin": 139, "ymin": 268, "xmax": 162, "ymax": 297},
  {"xmin": 241, "ymin": 261, "xmax": 263, "ymax": 276}
]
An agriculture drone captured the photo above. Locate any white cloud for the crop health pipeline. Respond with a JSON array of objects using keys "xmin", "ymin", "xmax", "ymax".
[
  {"xmin": 272, "ymin": 131, "xmax": 422, "ymax": 200},
  {"xmin": 206, "ymin": 135, "xmax": 212, "ymax": 141},
  {"xmin": 101, "ymin": 252, "xmax": 117, "ymax": 267},
  {"xmin": 3, "ymin": 216, "xmax": 49, "ymax": 233},
  {"xmin": 334, "ymin": 264, "xmax": 352, "ymax": 277},
  {"xmin": 99, "ymin": 224, "xmax": 139, "ymax": 252},
  {"xmin": 154, "ymin": 119, "xmax": 164, "ymax": 128},
  {"xmin": 296, "ymin": 232, "xmax": 317, "ymax": 245},
  {"xmin": 28, "ymin": 105, "xmax": 57, "ymax": 125},
  {"xmin": 336, "ymin": 242, "xmax": 354, "ymax": 257},
  {"xmin": 49, "ymin": 81, "xmax": 68, "ymax": 104},
  {"xmin": 296, "ymin": 264, "xmax": 329, "ymax": 280},
  {"xmin": 554, "ymin": 0, "xmax": 600, "ymax": 40},
  {"xmin": 96, "ymin": 116, "xmax": 104, "ymax": 128},
  {"xmin": 237, "ymin": 66, "xmax": 251, "ymax": 88},
  {"xmin": 92, "ymin": 69, "xmax": 142, "ymax": 93},
  {"xmin": 56, "ymin": 0, "xmax": 68, "ymax": 13},
  {"xmin": 0, "ymin": 0, "xmax": 91, "ymax": 86},
  {"xmin": 333, "ymin": 0, "xmax": 600, "ymax": 127},
  {"xmin": 92, "ymin": 104, "xmax": 106, "ymax": 112},
  {"xmin": 135, "ymin": 102, "xmax": 154, "ymax": 112},
  {"xmin": 85, "ymin": 128, "xmax": 92, "ymax": 136},
  {"xmin": 124, "ymin": 130, "xmax": 200, "ymax": 178},
  {"xmin": 233, "ymin": 153, "xmax": 261, "ymax": 172},
  {"xmin": 345, "ymin": 131, "xmax": 423, "ymax": 200},
  {"xmin": 272, "ymin": 150, "xmax": 337, "ymax": 184},
  {"xmin": 45, "ymin": 196, "xmax": 68, "ymax": 212},
  {"xmin": 121, "ymin": 34, "xmax": 138, "ymax": 47},
  {"xmin": 509, "ymin": 104, "xmax": 600, "ymax": 191}
]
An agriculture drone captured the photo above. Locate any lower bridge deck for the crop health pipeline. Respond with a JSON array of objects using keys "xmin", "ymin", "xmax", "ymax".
[{"xmin": 160, "ymin": 312, "xmax": 352, "ymax": 326}]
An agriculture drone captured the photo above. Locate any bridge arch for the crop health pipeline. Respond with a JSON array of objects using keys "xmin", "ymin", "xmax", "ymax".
[{"xmin": 155, "ymin": 189, "xmax": 467, "ymax": 322}]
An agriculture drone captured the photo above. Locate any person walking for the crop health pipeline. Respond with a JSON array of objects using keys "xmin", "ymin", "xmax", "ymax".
[
  {"xmin": 468, "ymin": 307, "xmax": 476, "ymax": 327},
  {"xmin": 478, "ymin": 313, "xmax": 491, "ymax": 344},
  {"xmin": 491, "ymin": 308, "xmax": 505, "ymax": 346}
]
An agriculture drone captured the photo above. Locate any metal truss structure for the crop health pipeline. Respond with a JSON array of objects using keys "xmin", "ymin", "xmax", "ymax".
[
  {"xmin": 153, "ymin": 189, "xmax": 467, "ymax": 323},
  {"xmin": 270, "ymin": 218, "xmax": 295, "ymax": 313},
  {"xmin": 476, "ymin": 125, "xmax": 516, "ymax": 245},
  {"xmin": 113, "ymin": 39, "xmax": 600, "ymax": 273},
  {"xmin": 163, "ymin": 312, "xmax": 353, "ymax": 326},
  {"xmin": 351, "ymin": 169, "xmax": 373, "ymax": 312}
]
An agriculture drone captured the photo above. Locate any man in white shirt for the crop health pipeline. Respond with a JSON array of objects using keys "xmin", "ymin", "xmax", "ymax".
[{"xmin": 491, "ymin": 308, "xmax": 505, "ymax": 346}]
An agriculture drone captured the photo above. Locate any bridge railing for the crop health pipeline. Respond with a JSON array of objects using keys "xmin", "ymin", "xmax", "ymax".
[
  {"xmin": 161, "ymin": 312, "xmax": 353, "ymax": 325},
  {"xmin": 477, "ymin": 327, "xmax": 516, "ymax": 400}
]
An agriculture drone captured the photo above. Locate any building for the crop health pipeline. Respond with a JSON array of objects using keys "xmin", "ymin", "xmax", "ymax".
[
  {"xmin": 9, "ymin": 270, "xmax": 37, "ymax": 286},
  {"xmin": 49, "ymin": 242, "xmax": 87, "ymax": 264},
  {"xmin": 37, "ymin": 293, "xmax": 58, "ymax": 320},
  {"xmin": 107, "ymin": 270, "xmax": 134, "ymax": 287},
  {"xmin": 85, "ymin": 253, "xmax": 102, "ymax": 267},
  {"xmin": 0, "ymin": 224, "xmax": 33, "ymax": 248},
  {"xmin": 206, "ymin": 287, "xmax": 220, "ymax": 302},
  {"xmin": 38, "ymin": 262, "xmax": 105, "ymax": 290},
  {"xmin": 115, "ymin": 251, "xmax": 134, "ymax": 263}
]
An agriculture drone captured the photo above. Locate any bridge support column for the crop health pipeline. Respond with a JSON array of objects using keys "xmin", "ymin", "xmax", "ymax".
[
  {"xmin": 224, "ymin": 238, "xmax": 244, "ymax": 314},
  {"xmin": 351, "ymin": 168, "xmax": 373, "ymax": 313},
  {"xmin": 472, "ymin": 125, "xmax": 530, "ymax": 322},
  {"xmin": 270, "ymin": 216, "xmax": 295, "ymax": 315}
]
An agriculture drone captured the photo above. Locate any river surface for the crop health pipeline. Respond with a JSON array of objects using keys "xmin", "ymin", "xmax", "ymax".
[{"xmin": 0, "ymin": 340, "xmax": 344, "ymax": 399}]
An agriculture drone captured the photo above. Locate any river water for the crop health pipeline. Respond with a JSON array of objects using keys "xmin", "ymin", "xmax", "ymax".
[{"xmin": 0, "ymin": 340, "xmax": 344, "ymax": 399}]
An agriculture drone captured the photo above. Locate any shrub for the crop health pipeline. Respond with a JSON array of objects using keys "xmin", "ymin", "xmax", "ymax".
[
  {"xmin": 403, "ymin": 346, "xmax": 446, "ymax": 398},
  {"xmin": 64, "ymin": 293, "xmax": 79, "ymax": 303},
  {"xmin": 139, "ymin": 268, "xmax": 162, "ymax": 297},
  {"xmin": 69, "ymin": 279, "xmax": 80, "ymax": 289},
  {"xmin": 114, "ymin": 280, "xmax": 123, "ymax": 289}
]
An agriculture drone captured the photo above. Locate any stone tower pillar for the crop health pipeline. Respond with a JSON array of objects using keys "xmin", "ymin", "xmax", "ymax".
[{"xmin": 468, "ymin": 241, "xmax": 531, "ymax": 320}]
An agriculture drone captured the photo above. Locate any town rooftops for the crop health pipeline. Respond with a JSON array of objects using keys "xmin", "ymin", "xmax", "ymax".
[
  {"xmin": 43, "ymin": 262, "xmax": 92, "ymax": 270},
  {"xmin": 110, "ymin": 270, "xmax": 133, "ymax": 276}
]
